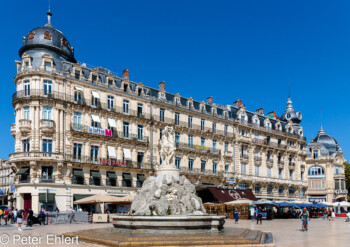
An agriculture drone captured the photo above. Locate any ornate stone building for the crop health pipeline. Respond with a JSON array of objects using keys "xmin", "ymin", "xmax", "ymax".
[
  {"xmin": 305, "ymin": 126, "xmax": 347, "ymax": 203},
  {"xmin": 0, "ymin": 159, "xmax": 15, "ymax": 207},
  {"xmin": 10, "ymin": 12, "xmax": 307, "ymax": 213}
]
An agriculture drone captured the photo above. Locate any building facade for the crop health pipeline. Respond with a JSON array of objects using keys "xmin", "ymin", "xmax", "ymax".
[
  {"xmin": 0, "ymin": 159, "xmax": 15, "ymax": 207},
  {"xmin": 10, "ymin": 12, "xmax": 308, "ymax": 213},
  {"xmin": 306, "ymin": 127, "xmax": 348, "ymax": 203}
]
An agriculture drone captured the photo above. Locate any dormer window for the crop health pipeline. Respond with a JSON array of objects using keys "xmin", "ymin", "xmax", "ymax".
[
  {"xmin": 61, "ymin": 38, "xmax": 69, "ymax": 48},
  {"xmin": 313, "ymin": 150, "xmax": 319, "ymax": 159},
  {"xmin": 28, "ymin": 31, "xmax": 35, "ymax": 40},
  {"xmin": 44, "ymin": 31, "xmax": 52, "ymax": 40},
  {"xmin": 44, "ymin": 62, "xmax": 52, "ymax": 72}
]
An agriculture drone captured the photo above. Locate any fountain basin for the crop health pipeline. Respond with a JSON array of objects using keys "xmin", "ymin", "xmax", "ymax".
[{"xmin": 112, "ymin": 215, "xmax": 225, "ymax": 233}]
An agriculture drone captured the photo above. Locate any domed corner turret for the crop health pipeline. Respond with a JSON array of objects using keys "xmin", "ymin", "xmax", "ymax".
[
  {"xmin": 280, "ymin": 95, "xmax": 302, "ymax": 124},
  {"xmin": 309, "ymin": 126, "xmax": 340, "ymax": 153},
  {"xmin": 17, "ymin": 10, "xmax": 77, "ymax": 73}
]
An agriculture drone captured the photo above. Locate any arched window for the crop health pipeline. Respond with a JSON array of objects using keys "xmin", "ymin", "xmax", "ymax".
[
  {"xmin": 61, "ymin": 38, "xmax": 69, "ymax": 47},
  {"xmin": 267, "ymin": 185, "xmax": 273, "ymax": 194},
  {"xmin": 288, "ymin": 187, "xmax": 295, "ymax": 195},
  {"xmin": 239, "ymin": 183, "xmax": 249, "ymax": 189},
  {"xmin": 278, "ymin": 186, "xmax": 284, "ymax": 195},
  {"xmin": 255, "ymin": 184, "xmax": 261, "ymax": 194},
  {"xmin": 28, "ymin": 31, "xmax": 35, "ymax": 40},
  {"xmin": 44, "ymin": 31, "xmax": 52, "ymax": 40},
  {"xmin": 308, "ymin": 166, "xmax": 325, "ymax": 177}
]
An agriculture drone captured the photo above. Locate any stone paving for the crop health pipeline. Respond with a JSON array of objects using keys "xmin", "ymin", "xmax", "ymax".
[
  {"xmin": 0, "ymin": 218, "xmax": 349, "ymax": 246},
  {"xmin": 227, "ymin": 218, "xmax": 350, "ymax": 247}
]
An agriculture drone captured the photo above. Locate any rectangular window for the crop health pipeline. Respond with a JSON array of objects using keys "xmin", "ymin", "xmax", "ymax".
[
  {"xmin": 188, "ymin": 116, "xmax": 193, "ymax": 128},
  {"xmin": 107, "ymin": 96, "xmax": 114, "ymax": 110},
  {"xmin": 74, "ymin": 90, "xmax": 82, "ymax": 103},
  {"xmin": 42, "ymin": 139, "xmax": 52, "ymax": 153},
  {"xmin": 74, "ymin": 112, "xmax": 82, "ymax": 126},
  {"xmin": 201, "ymin": 160, "xmax": 206, "ymax": 173},
  {"xmin": 267, "ymin": 167, "xmax": 271, "ymax": 178},
  {"xmin": 138, "ymin": 125, "xmax": 144, "ymax": 140},
  {"xmin": 175, "ymin": 132, "xmax": 180, "ymax": 143},
  {"xmin": 160, "ymin": 109, "xmax": 165, "ymax": 122},
  {"xmin": 175, "ymin": 112, "xmax": 180, "ymax": 126},
  {"xmin": 123, "ymin": 100, "xmax": 129, "ymax": 114},
  {"xmin": 175, "ymin": 157, "xmax": 181, "ymax": 169},
  {"xmin": 43, "ymin": 107, "xmax": 52, "ymax": 120},
  {"xmin": 201, "ymin": 119, "xmax": 205, "ymax": 131},
  {"xmin": 212, "ymin": 122, "xmax": 216, "ymax": 134},
  {"xmin": 278, "ymin": 169, "xmax": 283, "ymax": 179},
  {"xmin": 43, "ymin": 80, "xmax": 52, "ymax": 96},
  {"xmin": 313, "ymin": 150, "xmax": 319, "ymax": 159},
  {"xmin": 73, "ymin": 143, "xmax": 82, "ymax": 161},
  {"xmin": 123, "ymin": 122, "xmax": 129, "ymax": 138},
  {"xmin": 225, "ymin": 164, "xmax": 229, "ymax": 173},
  {"xmin": 241, "ymin": 163, "xmax": 246, "ymax": 175},
  {"xmin": 41, "ymin": 166, "xmax": 53, "ymax": 180},
  {"xmin": 213, "ymin": 140, "xmax": 217, "ymax": 151},
  {"xmin": 23, "ymin": 106, "xmax": 30, "ymax": 120},
  {"xmin": 188, "ymin": 135, "xmax": 193, "ymax": 148},
  {"xmin": 24, "ymin": 80, "xmax": 30, "ymax": 96},
  {"xmin": 224, "ymin": 125, "xmax": 228, "ymax": 136},
  {"xmin": 22, "ymin": 139, "xmax": 30, "ymax": 152},
  {"xmin": 225, "ymin": 142, "xmax": 228, "ymax": 152},
  {"xmin": 301, "ymin": 172, "xmax": 304, "ymax": 181},
  {"xmin": 289, "ymin": 170, "xmax": 293, "ymax": 180},
  {"xmin": 75, "ymin": 70, "xmax": 80, "ymax": 79},
  {"xmin": 201, "ymin": 137, "xmax": 205, "ymax": 146},
  {"xmin": 188, "ymin": 158, "xmax": 194, "ymax": 171},
  {"xmin": 255, "ymin": 165, "xmax": 259, "ymax": 176},
  {"xmin": 335, "ymin": 166, "xmax": 340, "ymax": 175},
  {"xmin": 44, "ymin": 62, "xmax": 51, "ymax": 72},
  {"xmin": 137, "ymin": 103, "xmax": 143, "ymax": 117},
  {"xmin": 213, "ymin": 162, "xmax": 217, "ymax": 174},
  {"xmin": 90, "ymin": 145, "xmax": 99, "ymax": 163},
  {"xmin": 137, "ymin": 152, "xmax": 144, "ymax": 164}
]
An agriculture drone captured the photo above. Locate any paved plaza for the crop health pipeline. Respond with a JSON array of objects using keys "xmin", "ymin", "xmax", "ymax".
[{"xmin": 0, "ymin": 218, "xmax": 349, "ymax": 246}]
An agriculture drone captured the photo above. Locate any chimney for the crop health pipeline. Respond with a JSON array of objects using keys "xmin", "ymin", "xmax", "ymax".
[
  {"xmin": 122, "ymin": 69, "xmax": 129, "ymax": 79},
  {"xmin": 159, "ymin": 81, "xmax": 165, "ymax": 90},
  {"xmin": 206, "ymin": 96, "xmax": 213, "ymax": 105},
  {"xmin": 256, "ymin": 107, "xmax": 264, "ymax": 115},
  {"xmin": 233, "ymin": 99, "xmax": 242, "ymax": 107}
]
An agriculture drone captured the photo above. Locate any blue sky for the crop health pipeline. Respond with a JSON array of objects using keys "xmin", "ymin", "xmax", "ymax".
[{"xmin": 1, "ymin": 0, "xmax": 349, "ymax": 160}]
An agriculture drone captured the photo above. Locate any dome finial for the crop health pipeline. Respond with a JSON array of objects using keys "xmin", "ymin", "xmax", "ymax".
[{"xmin": 46, "ymin": 0, "xmax": 52, "ymax": 26}]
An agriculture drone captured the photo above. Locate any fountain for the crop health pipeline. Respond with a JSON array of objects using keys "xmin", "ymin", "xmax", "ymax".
[{"xmin": 64, "ymin": 126, "xmax": 274, "ymax": 246}]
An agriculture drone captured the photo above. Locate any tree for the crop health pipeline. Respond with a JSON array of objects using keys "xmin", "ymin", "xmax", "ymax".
[{"xmin": 345, "ymin": 163, "xmax": 350, "ymax": 201}]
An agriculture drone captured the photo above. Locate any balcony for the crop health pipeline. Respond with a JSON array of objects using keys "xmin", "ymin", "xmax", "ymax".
[
  {"xmin": 40, "ymin": 176, "xmax": 55, "ymax": 183},
  {"xmin": 10, "ymin": 152, "xmax": 65, "ymax": 162},
  {"xmin": 289, "ymin": 163, "xmax": 296, "ymax": 170},
  {"xmin": 19, "ymin": 177, "xmax": 31, "ymax": 184},
  {"xmin": 11, "ymin": 123, "xmax": 16, "ymax": 136},
  {"xmin": 40, "ymin": 119, "xmax": 55, "ymax": 134},
  {"xmin": 176, "ymin": 142, "xmax": 221, "ymax": 155},
  {"xmin": 179, "ymin": 167, "xmax": 223, "ymax": 177},
  {"xmin": 224, "ymin": 151, "xmax": 233, "ymax": 157},
  {"xmin": 240, "ymin": 154, "xmax": 249, "ymax": 161},
  {"xmin": 19, "ymin": 119, "xmax": 31, "ymax": 134},
  {"xmin": 254, "ymin": 156, "xmax": 262, "ymax": 162},
  {"xmin": 71, "ymin": 177, "xmax": 85, "ymax": 185},
  {"xmin": 266, "ymin": 159, "xmax": 273, "ymax": 167},
  {"xmin": 278, "ymin": 162, "xmax": 284, "ymax": 169}
]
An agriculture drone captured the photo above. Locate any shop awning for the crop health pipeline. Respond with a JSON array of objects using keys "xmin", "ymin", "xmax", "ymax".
[
  {"xmin": 90, "ymin": 171, "xmax": 101, "ymax": 178},
  {"xmin": 108, "ymin": 118, "xmax": 116, "ymax": 128},
  {"xmin": 91, "ymin": 115, "xmax": 101, "ymax": 122},
  {"xmin": 73, "ymin": 169, "xmax": 84, "ymax": 177},
  {"xmin": 74, "ymin": 194, "xmax": 93, "ymax": 201},
  {"xmin": 107, "ymin": 172, "xmax": 116, "ymax": 179},
  {"xmin": 39, "ymin": 193, "xmax": 55, "ymax": 203},
  {"xmin": 123, "ymin": 148, "xmax": 132, "ymax": 160},
  {"xmin": 123, "ymin": 173, "xmax": 132, "ymax": 180},
  {"xmin": 137, "ymin": 174, "xmax": 145, "ymax": 181},
  {"xmin": 92, "ymin": 91, "xmax": 100, "ymax": 99},
  {"xmin": 74, "ymin": 86, "xmax": 83, "ymax": 91},
  {"xmin": 198, "ymin": 188, "xmax": 257, "ymax": 203},
  {"xmin": 107, "ymin": 146, "xmax": 117, "ymax": 159},
  {"xmin": 16, "ymin": 167, "xmax": 29, "ymax": 175}
]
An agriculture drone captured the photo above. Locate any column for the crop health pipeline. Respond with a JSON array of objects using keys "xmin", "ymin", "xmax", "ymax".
[
  {"xmin": 55, "ymin": 109, "xmax": 60, "ymax": 153},
  {"xmin": 60, "ymin": 109, "xmax": 64, "ymax": 152}
]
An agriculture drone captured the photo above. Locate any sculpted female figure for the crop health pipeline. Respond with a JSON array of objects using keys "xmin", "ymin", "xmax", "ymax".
[{"xmin": 160, "ymin": 126, "xmax": 176, "ymax": 167}]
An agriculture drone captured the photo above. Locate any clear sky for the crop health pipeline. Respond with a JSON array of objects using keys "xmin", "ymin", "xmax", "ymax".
[{"xmin": 1, "ymin": 0, "xmax": 349, "ymax": 160}]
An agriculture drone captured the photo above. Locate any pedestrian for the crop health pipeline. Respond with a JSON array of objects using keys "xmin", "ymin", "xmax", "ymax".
[
  {"xmin": 68, "ymin": 207, "xmax": 75, "ymax": 224},
  {"xmin": 0, "ymin": 208, "xmax": 3, "ymax": 225},
  {"xmin": 17, "ymin": 208, "xmax": 24, "ymax": 231},
  {"xmin": 13, "ymin": 208, "xmax": 17, "ymax": 223},
  {"xmin": 27, "ymin": 208, "xmax": 33, "ymax": 227},
  {"xmin": 331, "ymin": 209, "xmax": 335, "ymax": 221},
  {"xmin": 3, "ymin": 208, "xmax": 9, "ymax": 225},
  {"xmin": 257, "ymin": 207, "xmax": 263, "ymax": 225},
  {"xmin": 323, "ymin": 209, "xmax": 328, "ymax": 220},
  {"xmin": 234, "ymin": 208, "xmax": 240, "ymax": 224}
]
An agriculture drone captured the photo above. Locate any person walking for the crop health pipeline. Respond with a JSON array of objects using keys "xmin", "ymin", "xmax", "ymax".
[
  {"xmin": 331, "ymin": 209, "xmax": 335, "ymax": 221},
  {"xmin": 3, "ymin": 208, "xmax": 9, "ymax": 225},
  {"xmin": 17, "ymin": 208, "xmax": 24, "ymax": 231},
  {"xmin": 323, "ymin": 209, "xmax": 328, "ymax": 220},
  {"xmin": 13, "ymin": 208, "xmax": 17, "ymax": 223},
  {"xmin": 0, "ymin": 208, "xmax": 3, "ymax": 225},
  {"xmin": 257, "ymin": 207, "xmax": 263, "ymax": 225},
  {"xmin": 234, "ymin": 208, "xmax": 240, "ymax": 224},
  {"xmin": 27, "ymin": 208, "xmax": 33, "ymax": 227}
]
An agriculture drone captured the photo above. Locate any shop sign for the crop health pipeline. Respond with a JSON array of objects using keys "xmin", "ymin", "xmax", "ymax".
[
  {"xmin": 88, "ymin": 126, "xmax": 112, "ymax": 137},
  {"xmin": 335, "ymin": 189, "xmax": 348, "ymax": 194},
  {"xmin": 106, "ymin": 189, "xmax": 130, "ymax": 195},
  {"xmin": 99, "ymin": 159, "xmax": 127, "ymax": 166}
]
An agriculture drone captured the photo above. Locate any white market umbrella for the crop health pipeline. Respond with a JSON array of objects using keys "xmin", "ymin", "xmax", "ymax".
[{"xmin": 225, "ymin": 199, "xmax": 253, "ymax": 205}]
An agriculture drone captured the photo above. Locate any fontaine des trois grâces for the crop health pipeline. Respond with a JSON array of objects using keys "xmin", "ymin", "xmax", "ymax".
[{"xmin": 112, "ymin": 126, "xmax": 226, "ymax": 232}]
